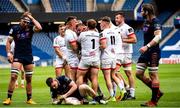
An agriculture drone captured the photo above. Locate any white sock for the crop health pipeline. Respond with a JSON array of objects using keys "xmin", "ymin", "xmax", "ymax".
[
  {"xmin": 120, "ymin": 80, "xmax": 125, "ymax": 88},
  {"xmin": 118, "ymin": 83, "xmax": 125, "ymax": 91},
  {"xmin": 130, "ymin": 88, "xmax": 135, "ymax": 97},
  {"xmin": 21, "ymin": 80, "xmax": 24, "ymax": 85},
  {"xmin": 110, "ymin": 89, "xmax": 114, "ymax": 97},
  {"xmin": 15, "ymin": 80, "xmax": 18, "ymax": 85},
  {"xmin": 112, "ymin": 82, "xmax": 117, "ymax": 96}
]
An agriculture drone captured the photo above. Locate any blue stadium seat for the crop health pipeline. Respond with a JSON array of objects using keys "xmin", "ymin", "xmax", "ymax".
[
  {"xmin": 32, "ymin": 32, "xmax": 55, "ymax": 59},
  {"xmin": 122, "ymin": 0, "xmax": 139, "ymax": 10},
  {"xmin": 32, "ymin": 46, "xmax": 52, "ymax": 60},
  {"xmin": 49, "ymin": 0, "xmax": 67, "ymax": 12},
  {"xmin": 162, "ymin": 27, "xmax": 173, "ymax": 39},
  {"xmin": 70, "ymin": 0, "xmax": 86, "ymax": 12},
  {"xmin": 133, "ymin": 30, "xmax": 144, "ymax": 62},
  {"xmin": 96, "ymin": 0, "xmax": 114, "ymax": 3},
  {"xmin": 48, "ymin": 32, "xmax": 58, "ymax": 41},
  {"xmin": 49, "ymin": 0, "xmax": 86, "ymax": 12},
  {"xmin": 157, "ymin": 10, "xmax": 173, "ymax": 24},
  {"xmin": 0, "ymin": 0, "xmax": 18, "ymax": 12},
  {"xmin": 0, "ymin": 45, "xmax": 7, "ymax": 57},
  {"xmin": 161, "ymin": 30, "xmax": 180, "ymax": 58}
]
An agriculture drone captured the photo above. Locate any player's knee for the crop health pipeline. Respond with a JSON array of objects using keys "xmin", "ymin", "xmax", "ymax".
[
  {"xmin": 79, "ymin": 84, "xmax": 88, "ymax": 90},
  {"xmin": 136, "ymin": 72, "xmax": 143, "ymax": 79},
  {"xmin": 125, "ymin": 71, "xmax": 132, "ymax": 77},
  {"xmin": 11, "ymin": 75, "xmax": 18, "ymax": 82}
]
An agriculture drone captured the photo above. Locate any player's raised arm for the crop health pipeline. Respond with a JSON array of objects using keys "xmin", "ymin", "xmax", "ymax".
[{"xmin": 24, "ymin": 12, "xmax": 42, "ymax": 32}]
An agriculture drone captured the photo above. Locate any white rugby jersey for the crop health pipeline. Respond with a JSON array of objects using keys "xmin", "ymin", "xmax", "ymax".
[
  {"xmin": 64, "ymin": 29, "xmax": 78, "ymax": 53},
  {"xmin": 53, "ymin": 35, "xmax": 68, "ymax": 58},
  {"xmin": 114, "ymin": 27, "xmax": 123, "ymax": 54},
  {"xmin": 100, "ymin": 28, "xmax": 119, "ymax": 59},
  {"xmin": 117, "ymin": 23, "xmax": 135, "ymax": 53},
  {"xmin": 78, "ymin": 30, "xmax": 100, "ymax": 58}
]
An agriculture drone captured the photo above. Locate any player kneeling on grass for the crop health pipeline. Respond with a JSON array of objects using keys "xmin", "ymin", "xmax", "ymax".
[{"xmin": 46, "ymin": 76, "xmax": 107, "ymax": 105}]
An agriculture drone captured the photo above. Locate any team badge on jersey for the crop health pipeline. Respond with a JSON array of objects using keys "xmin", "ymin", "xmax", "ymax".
[{"xmin": 128, "ymin": 28, "xmax": 134, "ymax": 33}]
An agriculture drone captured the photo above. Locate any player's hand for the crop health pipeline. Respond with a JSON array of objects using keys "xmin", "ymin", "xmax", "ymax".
[
  {"xmin": 139, "ymin": 46, "xmax": 148, "ymax": 54},
  {"xmin": 57, "ymin": 95, "xmax": 66, "ymax": 100},
  {"xmin": 7, "ymin": 53, "xmax": 13, "ymax": 63},
  {"xmin": 52, "ymin": 99, "xmax": 60, "ymax": 105},
  {"xmin": 23, "ymin": 12, "xmax": 33, "ymax": 19}
]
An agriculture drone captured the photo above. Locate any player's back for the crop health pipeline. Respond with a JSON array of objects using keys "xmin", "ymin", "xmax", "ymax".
[
  {"xmin": 78, "ymin": 30, "xmax": 100, "ymax": 59},
  {"xmin": 100, "ymin": 28, "xmax": 117, "ymax": 59}
]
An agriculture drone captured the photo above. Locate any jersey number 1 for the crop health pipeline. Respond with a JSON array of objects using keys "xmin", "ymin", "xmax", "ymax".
[{"xmin": 91, "ymin": 39, "xmax": 95, "ymax": 49}]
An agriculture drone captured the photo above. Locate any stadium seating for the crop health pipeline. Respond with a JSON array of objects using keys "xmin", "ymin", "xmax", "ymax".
[
  {"xmin": 48, "ymin": 32, "xmax": 58, "ymax": 41},
  {"xmin": 50, "ymin": 0, "xmax": 86, "ymax": 12},
  {"xmin": 32, "ymin": 46, "xmax": 52, "ymax": 60},
  {"xmin": 122, "ymin": 0, "xmax": 139, "ymax": 10},
  {"xmin": 70, "ymin": 0, "xmax": 86, "ymax": 12},
  {"xmin": 49, "ymin": 0, "xmax": 67, "ymax": 12},
  {"xmin": 0, "ymin": 45, "xmax": 7, "ymax": 57},
  {"xmin": 161, "ymin": 27, "xmax": 173, "ymax": 39},
  {"xmin": 161, "ymin": 30, "xmax": 180, "ymax": 58},
  {"xmin": 96, "ymin": 0, "xmax": 114, "ymax": 3},
  {"xmin": 0, "ymin": 0, "xmax": 18, "ymax": 12},
  {"xmin": 32, "ymin": 32, "xmax": 55, "ymax": 58},
  {"xmin": 157, "ymin": 10, "xmax": 174, "ymax": 24},
  {"xmin": 133, "ymin": 30, "xmax": 144, "ymax": 62}
]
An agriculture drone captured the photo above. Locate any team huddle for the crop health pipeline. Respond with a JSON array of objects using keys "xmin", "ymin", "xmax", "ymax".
[{"xmin": 3, "ymin": 3, "xmax": 163, "ymax": 107}]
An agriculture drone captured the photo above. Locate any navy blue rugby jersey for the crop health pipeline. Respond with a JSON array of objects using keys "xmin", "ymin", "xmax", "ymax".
[
  {"xmin": 50, "ymin": 76, "xmax": 72, "ymax": 98},
  {"xmin": 143, "ymin": 18, "xmax": 162, "ymax": 51},
  {"xmin": 9, "ymin": 25, "xmax": 34, "ymax": 56}
]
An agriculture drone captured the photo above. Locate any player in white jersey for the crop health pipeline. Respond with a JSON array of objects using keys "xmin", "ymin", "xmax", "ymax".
[
  {"xmin": 76, "ymin": 19, "xmax": 100, "ymax": 94},
  {"xmin": 64, "ymin": 16, "xmax": 79, "ymax": 81},
  {"xmin": 115, "ymin": 12, "xmax": 137, "ymax": 99},
  {"xmin": 53, "ymin": 24, "xmax": 71, "ymax": 78},
  {"xmin": 10, "ymin": 41, "xmax": 25, "ymax": 88},
  {"xmin": 100, "ymin": 16, "xmax": 126, "ymax": 101}
]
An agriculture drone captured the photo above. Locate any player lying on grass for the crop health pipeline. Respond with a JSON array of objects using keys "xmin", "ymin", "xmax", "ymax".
[{"xmin": 46, "ymin": 75, "xmax": 107, "ymax": 105}]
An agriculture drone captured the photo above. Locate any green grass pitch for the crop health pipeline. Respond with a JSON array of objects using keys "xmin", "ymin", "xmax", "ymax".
[{"xmin": 0, "ymin": 64, "xmax": 180, "ymax": 107}]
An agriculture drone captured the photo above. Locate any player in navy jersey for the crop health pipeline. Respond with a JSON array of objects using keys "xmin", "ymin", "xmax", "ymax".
[
  {"xmin": 136, "ymin": 3, "xmax": 163, "ymax": 107},
  {"xmin": 3, "ymin": 12, "xmax": 42, "ymax": 105},
  {"xmin": 46, "ymin": 76, "xmax": 107, "ymax": 105}
]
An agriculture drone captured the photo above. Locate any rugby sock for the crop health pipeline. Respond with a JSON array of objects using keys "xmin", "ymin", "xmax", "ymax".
[
  {"xmin": 7, "ymin": 90, "xmax": 13, "ymax": 99},
  {"xmin": 27, "ymin": 93, "xmax": 32, "ymax": 101},
  {"xmin": 151, "ymin": 82, "xmax": 159, "ymax": 102},
  {"xmin": 143, "ymin": 77, "xmax": 152, "ymax": 89},
  {"xmin": 97, "ymin": 85, "xmax": 103, "ymax": 96},
  {"xmin": 118, "ymin": 83, "xmax": 125, "ymax": 92},
  {"xmin": 110, "ymin": 89, "xmax": 114, "ymax": 97},
  {"xmin": 129, "ymin": 88, "xmax": 135, "ymax": 97},
  {"xmin": 112, "ymin": 81, "xmax": 117, "ymax": 96},
  {"xmin": 21, "ymin": 80, "xmax": 24, "ymax": 85},
  {"xmin": 15, "ymin": 80, "xmax": 18, "ymax": 85}
]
